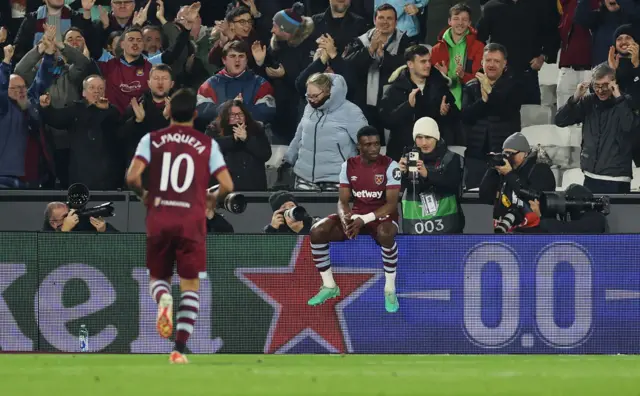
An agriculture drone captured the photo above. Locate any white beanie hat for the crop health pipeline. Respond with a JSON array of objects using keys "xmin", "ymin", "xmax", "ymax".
[{"xmin": 413, "ymin": 117, "xmax": 440, "ymax": 141}]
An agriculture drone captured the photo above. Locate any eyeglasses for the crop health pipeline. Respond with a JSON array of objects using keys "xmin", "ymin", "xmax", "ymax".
[
  {"xmin": 593, "ymin": 83, "xmax": 610, "ymax": 92},
  {"xmin": 306, "ymin": 92, "xmax": 324, "ymax": 101},
  {"xmin": 233, "ymin": 19, "xmax": 253, "ymax": 26},
  {"xmin": 229, "ymin": 112, "xmax": 245, "ymax": 119}
]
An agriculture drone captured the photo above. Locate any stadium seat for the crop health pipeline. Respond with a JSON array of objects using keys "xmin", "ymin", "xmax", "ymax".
[
  {"xmin": 561, "ymin": 168, "xmax": 585, "ymax": 189},
  {"xmin": 521, "ymin": 105, "xmax": 554, "ymax": 129},
  {"xmin": 265, "ymin": 145, "xmax": 289, "ymax": 189},
  {"xmin": 632, "ymin": 168, "xmax": 640, "ymax": 191},
  {"xmin": 266, "ymin": 145, "xmax": 288, "ymax": 169},
  {"xmin": 448, "ymin": 145, "xmax": 466, "ymax": 157},
  {"xmin": 521, "ymin": 125, "xmax": 579, "ymax": 169},
  {"xmin": 539, "ymin": 62, "xmax": 560, "ymax": 86}
]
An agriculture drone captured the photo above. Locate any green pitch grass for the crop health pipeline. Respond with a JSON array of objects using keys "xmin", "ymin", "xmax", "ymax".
[{"xmin": 2, "ymin": 354, "xmax": 639, "ymax": 396}]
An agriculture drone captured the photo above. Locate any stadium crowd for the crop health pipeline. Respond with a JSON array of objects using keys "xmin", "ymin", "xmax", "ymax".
[{"xmin": 1, "ymin": 0, "xmax": 640, "ymax": 195}]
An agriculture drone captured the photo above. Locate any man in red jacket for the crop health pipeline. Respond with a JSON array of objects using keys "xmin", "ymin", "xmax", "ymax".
[{"xmin": 430, "ymin": 3, "xmax": 484, "ymax": 110}]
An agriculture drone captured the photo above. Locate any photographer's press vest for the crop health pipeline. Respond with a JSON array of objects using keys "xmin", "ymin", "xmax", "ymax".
[{"xmin": 401, "ymin": 151, "xmax": 464, "ymax": 234}]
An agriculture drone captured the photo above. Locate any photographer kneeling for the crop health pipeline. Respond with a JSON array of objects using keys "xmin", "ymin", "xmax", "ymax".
[
  {"xmin": 479, "ymin": 132, "xmax": 556, "ymax": 232},
  {"xmin": 528, "ymin": 184, "xmax": 608, "ymax": 233},
  {"xmin": 43, "ymin": 202, "xmax": 118, "ymax": 232},
  {"xmin": 264, "ymin": 191, "xmax": 314, "ymax": 234},
  {"xmin": 399, "ymin": 117, "xmax": 465, "ymax": 234}
]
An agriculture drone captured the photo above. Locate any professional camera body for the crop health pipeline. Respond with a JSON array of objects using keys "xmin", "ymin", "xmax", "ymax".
[
  {"xmin": 487, "ymin": 152, "xmax": 508, "ymax": 167},
  {"xmin": 67, "ymin": 183, "xmax": 115, "ymax": 217}
]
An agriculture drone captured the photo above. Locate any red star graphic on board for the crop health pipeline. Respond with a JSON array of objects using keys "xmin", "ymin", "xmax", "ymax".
[{"xmin": 235, "ymin": 236, "xmax": 379, "ymax": 354}]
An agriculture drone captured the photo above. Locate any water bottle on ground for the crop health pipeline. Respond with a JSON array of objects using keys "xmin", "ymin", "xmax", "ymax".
[{"xmin": 79, "ymin": 324, "xmax": 89, "ymax": 352}]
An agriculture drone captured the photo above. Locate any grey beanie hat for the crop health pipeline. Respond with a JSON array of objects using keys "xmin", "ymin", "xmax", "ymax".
[
  {"xmin": 273, "ymin": 2, "xmax": 305, "ymax": 35},
  {"xmin": 502, "ymin": 132, "xmax": 531, "ymax": 153}
]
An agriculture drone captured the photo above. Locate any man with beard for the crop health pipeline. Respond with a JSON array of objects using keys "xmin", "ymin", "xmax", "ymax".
[
  {"xmin": 120, "ymin": 63, "xmax": 174, "ymax": 169},
  {"xmin": 309, "ymin": 0, "xmax": 368, "ymax": 54},
  {"xmin": 196, "ymin": 40, "xmax": 275, "ymax": 128},
  {"xmin": 0, "ymin": 43, "xmax": 55, "ymax": 188},
  {"xmin": 575, "ymin": 0, "xmax": 635, "ymax": 66},
  {"xmin": 142, "ymin": 25, "xmax": 163, "ymax": 58},
  {"xmin": 555, "ymin": 63, "xmax": 637, "ymax": 193},
  {"xmin": 13, "ymin": 0, "xmax": 94, "ymax": 60}
]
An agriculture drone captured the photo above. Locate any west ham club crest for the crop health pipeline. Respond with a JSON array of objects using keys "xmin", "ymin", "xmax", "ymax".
[{"xmin": 374, "ymin": 174, "xmax": 384, "ymax": 185}]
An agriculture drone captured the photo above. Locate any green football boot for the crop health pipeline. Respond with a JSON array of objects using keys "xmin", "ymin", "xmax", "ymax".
[
  {"xmin": 385, "ymin": 290, "xmax": 399, "ymax": 313},
  {"xmin": 307, "ymin": 286, "xmax": 340, "ymax": 306}
]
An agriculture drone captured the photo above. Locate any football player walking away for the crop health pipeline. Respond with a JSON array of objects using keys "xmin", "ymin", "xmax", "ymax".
[
  {"xmin": 126, "ymin": 88, "xmax": 234, "ymax": 364},
  {"xmin": 307, "ymin": 126, "xmax": 402, "ymax": 313}
]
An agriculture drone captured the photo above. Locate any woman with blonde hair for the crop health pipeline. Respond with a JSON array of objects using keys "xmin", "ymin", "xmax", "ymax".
[{"xmin": 284, "ymin": 73, "xmax": 368, "ymax": 191}]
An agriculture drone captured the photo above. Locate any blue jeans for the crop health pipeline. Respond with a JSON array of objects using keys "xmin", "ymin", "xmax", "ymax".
[{"xmin": 0, "ymin": 176, "xmax": 27, "ymax": 189}]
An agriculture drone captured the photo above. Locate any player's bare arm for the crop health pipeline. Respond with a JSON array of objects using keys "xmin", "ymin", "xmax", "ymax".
[
  {"xmin": 126, "ymin": 158, "xmax": 148, "ymax": 202},
  {"xmin": 338, "ymin": 186, "xmax": 354, "ymax": 237},
  {"xmin": 375, "ymin": 187, "xmax": 400, "ymax": 219}
]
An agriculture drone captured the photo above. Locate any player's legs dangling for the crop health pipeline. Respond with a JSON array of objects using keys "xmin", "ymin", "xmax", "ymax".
[
  {"xmin": 150, "ymin": 278, "xmax": 174, "ymax": 339},
  {"xmin": 374, "ymin": 222, "xmax": 399, "ymax": 313},
  {"xmin": 307, "ymin": 217, "xmax": 346, "ymax": 306}
]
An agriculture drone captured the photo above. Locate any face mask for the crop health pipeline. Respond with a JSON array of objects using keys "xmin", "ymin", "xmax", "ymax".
[{"xmin": 309, "ymin": 95, "xmax": 330, "ymax": 109}]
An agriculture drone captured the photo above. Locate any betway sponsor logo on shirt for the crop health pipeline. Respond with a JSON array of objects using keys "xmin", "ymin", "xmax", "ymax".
[{"xmin": 353, "ymin": 190, "xmax": 383, "ymax": 199}]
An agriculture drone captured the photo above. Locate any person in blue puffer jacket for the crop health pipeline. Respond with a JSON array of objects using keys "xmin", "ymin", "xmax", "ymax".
[{"xmin": 284, "ymin": 72, "xmax": 368, "ymax": 191}]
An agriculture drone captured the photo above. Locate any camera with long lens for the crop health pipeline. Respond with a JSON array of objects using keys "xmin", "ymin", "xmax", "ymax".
[
  {"xmin": 487, "ymin": 152, "xmax": 508, "ymax": 167},
  {"xmin": 284, "ymin": 206, "xmax": 308, "ymax": 222},
  {"xmin": 494, "ymin": 208, "xmax": 523, "ymax": 234},
  {"xmin": 67, "ymin": 183, "xmax": 115, "ymax": 217},
  {"xmin": 208, "ymin": 184, "xmax": 247, "ymax": 214},
  {"xmin": 219, "ymin": 193, "xmax": 247, "ymax": 214},
  {"xmin": 517, "ymin": 188, "xmax": 611, "ymax": 218}
]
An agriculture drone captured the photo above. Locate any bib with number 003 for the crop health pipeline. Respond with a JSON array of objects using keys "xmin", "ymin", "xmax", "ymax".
[{"xmin": 401, "ymin": 193, "xmax": 463, "ymax": 234}]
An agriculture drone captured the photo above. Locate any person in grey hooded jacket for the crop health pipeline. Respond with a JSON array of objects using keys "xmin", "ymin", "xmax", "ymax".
[{"xmin": 284, "ymin": 72, "xmax": 368, "ymax": 191}]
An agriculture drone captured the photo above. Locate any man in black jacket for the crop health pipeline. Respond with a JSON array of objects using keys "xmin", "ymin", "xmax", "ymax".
[
  {"xmin": 269, "ymin": 2, "xmax": 316, "ymax": 143},
  {"xmin": 308, "ymin": 0, "xmax": 368, "ymax": 54},
  {"xmin": 461, "ymin": 43, "xmax": 522, "ymax": 188},
  {"xmin": 264, "ymin": 190, "xmax": 313, "ymax": 233},
  {"xmin": 555, "ymin": 63, "xmax": 636, "ymax": 193},
  {"xmin": 477, "ymin": 0, "xmax": 560, "ymax": 105},
  {"xmin": 479, "ymin": 132, "xmax": 556, "ymax": 233},
  {"xmin": 379, "ymin": 44, "xmax": 458, "ymax": 161},
  {"xmin": 40, "ymin": 74, "xmax": 123, "ymax": 190},
  {"xmin": 343, "ymin": 3, "xmax": 412, "ymax": 137}
]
